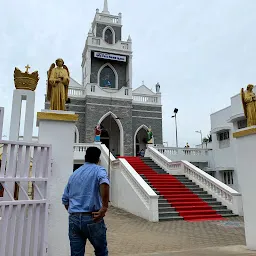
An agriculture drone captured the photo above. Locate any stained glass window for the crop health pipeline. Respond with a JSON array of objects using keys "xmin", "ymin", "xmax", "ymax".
[
  {"xmin": 100, "ymin": 66, "xmax": 116, "ymax": 88},
  {"xmin": 104, "ymin": 28, "xmax": 113, "ymax": 44}
]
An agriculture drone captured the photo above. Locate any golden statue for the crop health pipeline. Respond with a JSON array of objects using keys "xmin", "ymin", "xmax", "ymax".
[
  {"xmin": 147, "ymin": 126, "xmax": 153, "ymax": 144},
  {"xmin": 241, "ymin": 84, "xmax": 256, "ymax": 127},
  {"xmin": 14, "ymin": 65, "xmax": 39, "ymax": 91},
  {"xmin": 47, "ymin": 58, "xmax": 70, "ymax": 111}
]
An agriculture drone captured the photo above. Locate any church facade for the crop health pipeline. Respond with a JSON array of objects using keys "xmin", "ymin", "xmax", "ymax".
[{"xmin": 45, "ymin": 1, "xmax": 163, "ymax": 156}]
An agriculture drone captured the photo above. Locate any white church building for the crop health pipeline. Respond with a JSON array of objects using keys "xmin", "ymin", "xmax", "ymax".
[{"xmin": 45, "ymin": 0, "xmax": 163, "ymax": 158}]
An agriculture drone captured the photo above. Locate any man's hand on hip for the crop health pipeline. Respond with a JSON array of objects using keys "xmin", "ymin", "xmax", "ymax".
[{"xmin": 92, "ymin": 207, "xmax": 108, "ymax": 222}]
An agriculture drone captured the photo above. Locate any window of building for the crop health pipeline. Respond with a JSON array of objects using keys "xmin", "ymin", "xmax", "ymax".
[
  {"xmin": 237, "ymin": 119, "xmax": 247, "ymax": 129},
  {"xmin": 104, "ymin": 28, "xmax": 114, "ymax": 44},
  {"xmin": 217, "ymin": 130, "xmax": 230, "ymax": 149},
  {"xmin": 222, "ymin": 170, "xmax": 234, "ymax": 185},
  {"xmin": 217, "ymin": 131, "xmax": 229, "ymax": 141},
  {"xmin": 99, "ymin": 66, "xmax": 116, "ymax": 88}
]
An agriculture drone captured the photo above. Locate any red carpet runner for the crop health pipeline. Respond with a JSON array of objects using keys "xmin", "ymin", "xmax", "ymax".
[{"xmin": 121, "ymin": 157, "xmax": 223, "ymax": 222}]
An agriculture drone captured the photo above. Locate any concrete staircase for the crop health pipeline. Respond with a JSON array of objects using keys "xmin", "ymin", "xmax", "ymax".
[{"xmin": 140, "ymin": 157, "xmax": 237, "ymax": 221}]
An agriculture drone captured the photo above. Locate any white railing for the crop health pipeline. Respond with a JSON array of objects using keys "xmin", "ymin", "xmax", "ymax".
[
  {"xmin": 0, "ymin": 140, "xmax": 51, "ymax": 256},
  {"xmin": 182, "ymin": 161, "xmax": 242, "ymax": 215},
  {"xmin": 155, "ymin": 146, "xmax": 210, "ymax": 162},
  {"xmin": 73, "ymin": 143, "xmax": 100, "ymax": 162},
  {"xmin": 146, "ymin": 146, "xmax": 243, "ymax": 215},
  {"xmin": 96, "ymin": 13, "xmax": 121, "ymax": 24},
  {"xmin": 92, "ymin": 38, "xmax": 100, "ymax": 45},
  {"xmin": 88, "ymin": 36, "xmax": 132, "ymax": 52},
  {"xmin": 145, "ymin": 146, "xmax": 182, "ymax": 175},
  {"xmin": 68, "ymin": 87, "xmax": 85, "ymax": 98},
  {"xmin": 132, "ymin": 94, "xmax": 161, "ymax": 105},
  {"xmin": 121, "ymin": 43, "xmax": 129, "ymax": 50},
  {"xmin": 111, "ymin": 158, "xmax": 159, "ymax": 222},
  {"xmin": 0, "ymin": 107, "xmax": 4, "ymax": 140}
]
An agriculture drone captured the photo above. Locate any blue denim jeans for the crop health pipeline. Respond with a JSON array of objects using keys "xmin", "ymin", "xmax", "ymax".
[{"xmin": 69, "ymin": 214, "xmax": 108, "ymax": 256}]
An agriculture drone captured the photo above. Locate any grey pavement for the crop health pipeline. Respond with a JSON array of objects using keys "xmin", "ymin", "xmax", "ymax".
[
  {"xmin": 85, "ymin": 207, "xmax": 252, "ymax": 256},
  {"xmin": 127, "ymin": 246, "xmax": 256, "ymax": 255}
]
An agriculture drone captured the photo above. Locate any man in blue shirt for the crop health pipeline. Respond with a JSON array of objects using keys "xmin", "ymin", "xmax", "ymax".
[{"xmin": 62, "ymin": 147, "xmax": 110, "ymax": 256}]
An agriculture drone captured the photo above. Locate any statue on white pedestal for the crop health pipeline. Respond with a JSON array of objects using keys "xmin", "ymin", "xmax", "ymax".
[
  {"xmin": 241, "ymin": 84, "xmax": 256, "ymax": 127},
  {"xmin": 47, "ymin": 58, "xmax": 70, "ymax": 111}
]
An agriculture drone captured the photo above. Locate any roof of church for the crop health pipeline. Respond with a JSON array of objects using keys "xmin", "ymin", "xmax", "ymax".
[
  {"xmin": 133, "ymin": 85, "xmax": 155, "ymax": 95},
  {"xmin": 69, "ymin": 77, "xmax": 82, "ymax": 87}
]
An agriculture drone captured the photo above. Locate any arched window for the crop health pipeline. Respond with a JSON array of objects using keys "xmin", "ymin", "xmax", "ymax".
[
  {"xmin": 100, "ymin": 66, "xmax": 116, "ymax": 88},
  {"xmin": 104, "ymin": 28, "xmax": 113, "ymax": 44}
]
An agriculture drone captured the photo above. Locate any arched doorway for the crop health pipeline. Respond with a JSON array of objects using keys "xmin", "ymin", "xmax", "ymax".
[
  {"xmin": 99, "ymin": 112, "xmax": 124, "ymax": 156},
  {"xmin": 134, "ymin": 125, "xmax": 149, "ymax": 156}
]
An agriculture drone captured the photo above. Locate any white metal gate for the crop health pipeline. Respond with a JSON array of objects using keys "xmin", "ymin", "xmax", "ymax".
[{"xmin": 0, "ymin": 140, "xmax": 51, "ymax": 256}]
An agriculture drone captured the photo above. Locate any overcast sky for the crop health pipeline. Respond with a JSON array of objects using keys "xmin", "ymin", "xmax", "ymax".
[{"xmin": 1, "ymin": 0, "xmax": 256, "ymax": 147}]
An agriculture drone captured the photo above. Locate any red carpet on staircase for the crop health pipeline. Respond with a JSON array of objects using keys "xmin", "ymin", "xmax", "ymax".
[{"xmin": 120, "ymin": 157, "xmax": 223, "ymax": 222}]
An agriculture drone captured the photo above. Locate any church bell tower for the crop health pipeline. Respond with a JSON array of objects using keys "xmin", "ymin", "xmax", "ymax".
[{"xmin": 81, "ymin": 0, "xmax": 133, "ymax": 91}]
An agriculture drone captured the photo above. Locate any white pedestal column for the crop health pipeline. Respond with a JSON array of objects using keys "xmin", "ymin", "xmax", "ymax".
[
  {"xmin": 9, "ymin": 89, "xmax": 35, "ymax": 142},
  {"xmin": 37, "ymin": 110, "xmax": 78, "ymax": 256},
  {"xmin": 233, "ymin": 126, "xmax": 256, "ymax": 250}
]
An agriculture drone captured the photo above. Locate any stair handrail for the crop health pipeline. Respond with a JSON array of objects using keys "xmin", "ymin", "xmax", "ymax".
[
  {"xmin": 182, "ymin": 160, "xmax": 240, "ymax": 195},
  {"xmin": 118, "ymin": 159, "xmax": 159, "ymax": 201},
  {"xmin": 111, "ymin": 158, "xmax": 159, "ymax": 222},
  {"xmin": 146, "ymin": 145, "xmax": 243, "ymax": 215},
  {"xmin": 146, "ymin": 146, "xmax": 183, "ymax": 171},
  {"xmin": 181, "ymin": 160, "xmax": 243, "ymax": 215}
]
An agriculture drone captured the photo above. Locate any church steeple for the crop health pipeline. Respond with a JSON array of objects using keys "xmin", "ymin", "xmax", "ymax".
[{"xmin": 102, "ymin": 0, "xmax": 109, "ymax": 14}]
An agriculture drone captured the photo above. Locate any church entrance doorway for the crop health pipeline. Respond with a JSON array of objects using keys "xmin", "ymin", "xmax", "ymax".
[
  {"xmin": 99, "ymin": 112, "xmax": 124, "ymax": 157},
  {"xmin": 134, "ymin": 125, "xmax": 148, "ymax": 156}
]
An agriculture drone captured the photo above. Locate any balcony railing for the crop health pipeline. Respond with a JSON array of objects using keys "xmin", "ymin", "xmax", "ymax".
[
  {"xmin": 132, "ymin": 94, "xmax": 161, "ymax": 105},
  {"xmin": 87, "ymin": 36, "xmax": 132, "ymax": 52},
  {"xmin": 155, "ymin": 147, "xmax": 210, "ymax": 162},
  {"xmin": 68, "ymin": 85, "xmax": 161, "ymax": 106},
  {"xmin": 68, "ymin": 88, "xmax": 85, "ymax": 98}
]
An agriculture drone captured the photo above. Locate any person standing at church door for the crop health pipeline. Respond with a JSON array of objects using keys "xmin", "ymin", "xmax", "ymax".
[{"xmin": 62, "ymin": 147, "xmax": 109, "ymax": 256}]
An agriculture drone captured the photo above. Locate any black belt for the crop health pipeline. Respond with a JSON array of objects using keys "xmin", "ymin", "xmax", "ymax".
[{"xmin": 70, "ymin": 211, "xmax": 99, "ymax": 216}]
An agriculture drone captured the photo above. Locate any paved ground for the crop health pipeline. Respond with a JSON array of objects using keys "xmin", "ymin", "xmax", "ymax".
[{"xmin": 85, "ymin": 207, "xmax": 255, "ymax": 256}]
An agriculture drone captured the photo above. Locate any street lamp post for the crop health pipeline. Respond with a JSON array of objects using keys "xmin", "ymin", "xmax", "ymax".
[
  {"xmin": 195, "ymin": 130, "xmax": 203, "ymax": 148},
  {"xmin": 172, "ymin": 108, "xmax": 179, "ymax": 148}
]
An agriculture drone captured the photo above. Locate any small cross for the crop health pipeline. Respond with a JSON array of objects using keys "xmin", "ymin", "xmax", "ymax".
[
  {"xmin": 142, "ymin": 80, "xmax": 144, "ymax": 85},
  {"xmin": 25, "ymin": 64, "xmax": 31, "ymax": 73}
]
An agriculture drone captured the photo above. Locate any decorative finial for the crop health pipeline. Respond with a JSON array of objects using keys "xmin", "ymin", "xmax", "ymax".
[
  {"xmin": 25, "ymin": 64, "xmax": 31, "ymax": 73},
  {"xmin": 128, "ymin": 35, "xmax": 132, "ymax": 42},
  {"xmin": 96, "ymin": 8, "xmax": 99, "ymax": 13},
  {"xmin": 14, "ymin": 66, "xmax": 39, "ymax": 91},
  {"xmin": 142, "ymin": 80, "xmax": 145, "ymax": 86},
  {"xmin": 103, "ymin": 0, "xmax": 110, "ymax": 14}
]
